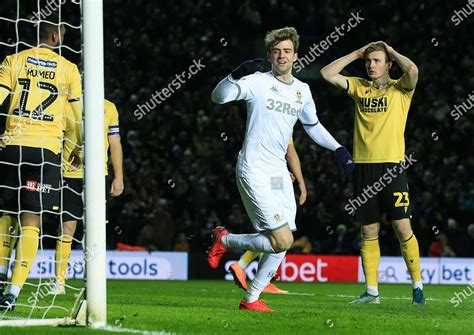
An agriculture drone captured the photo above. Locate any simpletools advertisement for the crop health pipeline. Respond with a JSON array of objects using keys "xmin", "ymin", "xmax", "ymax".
[
  {"xmin": 8, "ymin": 250, "xmax": 188, "ymax": 280},
  {"xmin": 7, "ymin": 251, "xmax": 473, "ymax": 284}
]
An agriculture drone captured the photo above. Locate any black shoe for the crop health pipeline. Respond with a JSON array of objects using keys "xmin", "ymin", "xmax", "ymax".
[
  {"xmin": 0, "ymin": 293, "xmax": 17, "ymax": 311},
  {"xmin": 0, "ymin": 274, "xmax": 7, "ymax": 296},
  {"xmin": 412, "ymin": 287, "xmax": 425, "ymax": 305}
]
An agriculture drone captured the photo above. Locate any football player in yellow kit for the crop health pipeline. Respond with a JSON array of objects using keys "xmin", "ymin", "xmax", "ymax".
[
  {"xmin": 49, "ymin": 99, "xmax": 123, "ymax": 295},
  {"xmin": 320, "ymin": 41, "xmax": 424, "ymax": 305},
  {"xmin": 0, "ymin": 14, "xmax": 82, "ymax": 310}
]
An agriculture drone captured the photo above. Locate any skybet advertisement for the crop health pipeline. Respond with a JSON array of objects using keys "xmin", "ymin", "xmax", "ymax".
[
  {"xmin": 221, "ymin": 255, "xmax": 359, "ymax": 283},
  {"xmin": 212, "ymin": 254, "xmax": 473, "ymax": 285},
  {"xmin": 6, "ymin": 251, "xmax": 473, "ymax": 284},
  {"xmin": 361, "ymin": 256, "xmax": 474, "ymax": 285}
]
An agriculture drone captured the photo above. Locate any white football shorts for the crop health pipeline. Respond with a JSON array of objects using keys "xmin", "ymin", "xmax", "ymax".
[{"xmin": 236, "ymin": 171, "xmax": 296, "ymax": 232}]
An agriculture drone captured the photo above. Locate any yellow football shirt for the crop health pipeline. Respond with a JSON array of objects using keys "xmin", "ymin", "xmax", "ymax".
[
  {"xmin": 0, "ymin": 47, "xmax": 82, "ymax": 154},
  {"xmin": 346, "ymin": 76, "xmax": 415, "ymax": 163},
  {"xmin": 63, "ymin": 99, "xmax": 120, "ymax": 178}
]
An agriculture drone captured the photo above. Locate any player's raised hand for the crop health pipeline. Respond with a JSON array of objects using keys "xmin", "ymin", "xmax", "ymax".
[
  {"xmin": 380, "ymin": 41, "xmax": 396, "ymax": 61},
  {"xmin": 231, "ymin": 58, "xmax": 266, "ymax": 80},
  {"xmin": 354, "ymin": 43, "xmax": 373, "ymax": 58},
  {"xmin": 335, "ymin": 146, "xmax": 355, "ymax": 176},
  {"xmin": 110, "ymin": 178, "xmax": 124, "ymax": 197},
  {"xmin": 354, "ymin": 41, "xmax": 382, "ymax": 59}
]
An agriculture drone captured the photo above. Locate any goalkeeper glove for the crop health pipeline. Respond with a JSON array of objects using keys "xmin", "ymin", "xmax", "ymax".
[
  {"xmin": 231, "ymin": 58, "xmax": 266, "ymax": 80},
  {"xmin": 335, "ymin": 146, "xmax": 355, "ymax": 176}
]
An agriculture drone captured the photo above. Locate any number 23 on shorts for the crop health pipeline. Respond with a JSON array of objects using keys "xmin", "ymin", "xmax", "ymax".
[{"xmin": 393, "ymin": 191, "xmax": 409, "ymax": 207}]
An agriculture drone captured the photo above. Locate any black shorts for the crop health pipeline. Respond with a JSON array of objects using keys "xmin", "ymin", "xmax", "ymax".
[
  {"xmin": 351, "ymin": 162, "xmax": 412, "ymax": 224},
  {"xmin": 0, "ymin": 145, "xmax": 60, "ymax": 214},
  {"xmin": 61, "ymin": 176, "xmax": 109, "ymax": 222},
  {"xmin": 61, "ymin": 177, "xmax": 83, "ymax": 222}
]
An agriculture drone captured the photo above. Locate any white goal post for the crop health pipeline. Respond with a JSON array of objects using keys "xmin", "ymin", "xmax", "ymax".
[{"xmin": 83, "ymin": 0, "xmax": 107, "ymax": 327}]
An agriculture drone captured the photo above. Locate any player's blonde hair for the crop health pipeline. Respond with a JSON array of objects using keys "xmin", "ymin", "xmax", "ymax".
[
  {"xmin": 364, "ymin": 43, "xmax": 391, "ymax": 63},
  {"xmin": 264, "ymin": 27, "xmax": 300, "ymax": 52}
]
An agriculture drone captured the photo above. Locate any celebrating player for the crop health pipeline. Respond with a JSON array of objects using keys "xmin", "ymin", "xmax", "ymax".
[
  {"xmin": 320, "ymin": 42, "xmax": 424, "ymax": 304},
  {"xmin": 229, "ymin": 138, "xmax": 306, "ymax": 294},
  {"xmin": 208, "ymin": 27, "xmax": 354, "ymax": 312},
  {"xmin": 48, "ymin": 99, "xmax": 124, "ymax": 295},
  {"xmin": 0, "ymin": 13, "xmax": 82, "ymax": 310}
]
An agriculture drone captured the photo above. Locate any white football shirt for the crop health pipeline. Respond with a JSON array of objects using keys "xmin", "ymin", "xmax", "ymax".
[{"xmin": 231, "ymin": 71, "xmax": 319, "ymax": 176}]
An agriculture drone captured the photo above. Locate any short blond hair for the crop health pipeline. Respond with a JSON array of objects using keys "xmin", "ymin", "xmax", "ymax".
[
  {"xmin": 264, "ymin": 27, "xmax": 300, "ymax": 52},
  {"xmin": 364, "ymin": 43, "xmax": 390, "ymax": 63}
]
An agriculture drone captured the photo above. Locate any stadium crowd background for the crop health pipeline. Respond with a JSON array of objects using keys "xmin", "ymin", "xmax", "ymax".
[{"xmin": 0, "ymin": 0, "xmax": 473, "ymax": 257}]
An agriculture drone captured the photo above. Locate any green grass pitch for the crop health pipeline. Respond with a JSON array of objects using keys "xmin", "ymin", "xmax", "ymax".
[{"xmin": 1, "ymin": 280, "xmax": 473, "ymax": 334}]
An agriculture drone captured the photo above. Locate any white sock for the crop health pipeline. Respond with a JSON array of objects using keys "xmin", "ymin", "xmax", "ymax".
[
  {"xmin": 222, "ymin": 233, "xmax": 275, "ymax": 253},
  {"xmin": 245, "ymin": 251, "xmax": 286, "ymax": 303},
  {"xmin": 413, "ymin": 280, "xmax": 423, "ymax": 290},
  {"xmin": 238, "ymin": 259, "xmax": 249, "ymax": 269},
  {"xmin": 0, "ymin": 265, "xmax": 8, "ymax": 276},
  {"xmin": 367, "ymin": 285, "xmax": 379, "ymax": 296},
  {"xmin": 8, "ymin": 284, "xmax": 21, "ymax": 298}
]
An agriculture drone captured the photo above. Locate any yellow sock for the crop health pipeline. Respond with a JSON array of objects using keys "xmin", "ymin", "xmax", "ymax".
[
  {"xmin": 400, "ymin": 233, "xmax": 421, "ymax": 282},
  {"xmin": 0, "ymin": 215, "xmax": 18, "ymax": 275},
  {"xmin": 238, "ymin": 251, "xmax": 261, "ymax": 268},
  {"xmin": 361, "ymin": 237, "xmax": 380, "ymax": 287},
  {"xmin": 55, "ymin": 236, "xmax": 73, "ymax": 284},
  {"xmin": 11, "ymin": 226, "xmax": 40, "ymax": 289}
]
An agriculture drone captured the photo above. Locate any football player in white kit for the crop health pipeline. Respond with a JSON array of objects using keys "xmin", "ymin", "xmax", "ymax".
[{"xmin": 208, "ymin": 27, "xmax": 354, "ymax": 312}]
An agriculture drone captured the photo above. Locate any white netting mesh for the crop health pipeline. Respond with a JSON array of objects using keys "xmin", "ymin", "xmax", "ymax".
[{"xmin": 0, "ymin": 0, "xmax": 85, "ymax": 324}]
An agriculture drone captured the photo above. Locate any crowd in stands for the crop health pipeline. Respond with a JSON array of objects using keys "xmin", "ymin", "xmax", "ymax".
[{"xmin": 1, "ymin": 0, "xmax": 472, "ymax": 257}]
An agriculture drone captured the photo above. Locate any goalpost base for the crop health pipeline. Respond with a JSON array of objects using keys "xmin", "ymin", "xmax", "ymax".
[
  {"xmin": 75, "ymin": 299, "xmax": 88, "ymax": 326},
  {"xmin": 0, "ymin": 299, "xmax": 88, "ymax": 327},
  {"xmin": 0, "ymin": 317, "xmax": 78, "ymax": 327}
]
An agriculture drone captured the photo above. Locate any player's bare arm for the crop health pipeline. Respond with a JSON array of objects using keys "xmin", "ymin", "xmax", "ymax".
[
  {"xmin": 285, "ymin": 143, "xmax": 307, "ymax": 205},
  {"xmin": 381, "ymin": 42, "xmax": 418, "ymax": 90},
  {"xmin": 69, "ymin": 100, "xmax": 83, "ymax": 147},
  {"xmin": 320, "ymin": 42, "xmax": 376, "ymax": 90},
  {"xmin": 108, "ymin": 134, "xmax": 124, "ymax": 197},
  {"xmin": 0, "ymin": 87, "xmax": 9, "ymax": 105}
]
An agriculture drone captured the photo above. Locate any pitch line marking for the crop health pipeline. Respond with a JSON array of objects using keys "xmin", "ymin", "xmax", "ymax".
[
  {"xmin": 93, "ymin": 325, "xmax": 175, "ymax": 335},
  {"xmin": 286, "ymin": 292, "xmax": 315, "ymax": 296},
  {"xmin": 327, "ymin": 294, "xmax": 457, "ymax": 302}
]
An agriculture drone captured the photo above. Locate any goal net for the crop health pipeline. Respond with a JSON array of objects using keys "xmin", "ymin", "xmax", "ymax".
[{"xmin": 0, "ymin": 0, "xmax": 106, "ymax": 327}]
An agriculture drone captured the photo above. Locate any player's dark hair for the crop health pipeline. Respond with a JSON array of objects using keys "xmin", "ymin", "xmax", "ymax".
[
  {"xmin": 264, "ymin": 27, "xmax": 300, "ymax": 52},
  {"xmin": 39, "ymin": 12, "xmax": 62, "ymax": 41},
  {"xmin": 364, "ymin": 43, "xmax": 391, "ymax": 63}
]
